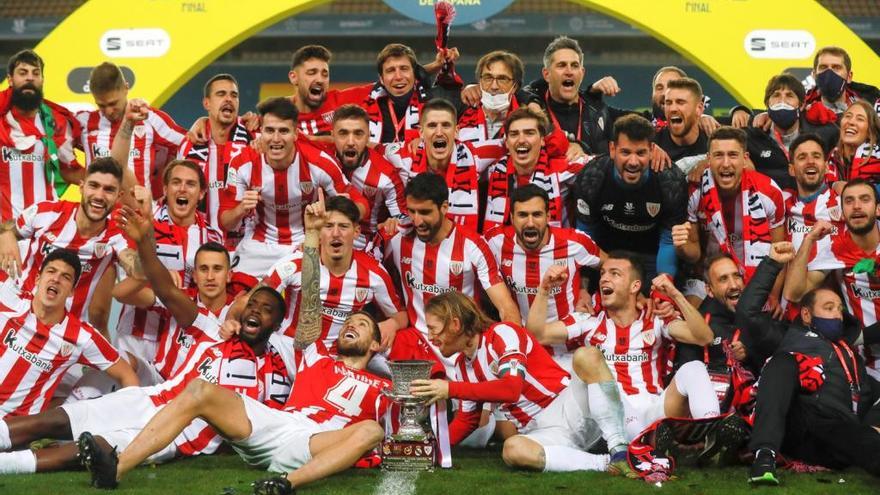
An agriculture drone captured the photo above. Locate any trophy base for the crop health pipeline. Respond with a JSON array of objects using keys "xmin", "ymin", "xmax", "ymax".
[{"xmin": 381, "ymin": 437, "xmax": 436, "ymax": 472}]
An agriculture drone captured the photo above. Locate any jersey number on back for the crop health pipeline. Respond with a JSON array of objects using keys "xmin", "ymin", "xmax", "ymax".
[{"xmin": 324, "ymin": 377, "xmax": 370, "ymax": 417}]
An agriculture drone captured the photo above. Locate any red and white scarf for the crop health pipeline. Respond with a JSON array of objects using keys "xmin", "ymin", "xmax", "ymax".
[
  {"xmin": 697, "ymin": 169, "xmax": 773, "ymax": 280},
  {"xmin": 803, "ymin": 87, "xmax": 859, "ymax": 125},
  {"xmin": 827, "ymin": 142, "xmax": 880, "ymax": 183},
  {"xmin": 485, "ymin": 150, "xmax": 567, "ymax": 231}
]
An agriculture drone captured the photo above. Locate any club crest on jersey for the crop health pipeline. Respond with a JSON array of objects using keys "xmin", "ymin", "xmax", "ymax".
[
  {"xmin": 828, "ymin": 205, "xmax": 842, "ymax": 222},
  {"xmin": 300, "ymin": 182, "xmax": 314, "ymax": 195},
  {"xmin": 133, "ymin": 125, "xmax": 146, "ymax": 139},
  {"xmin": 321, "ymin": 111, "xmax": 334, "ymax": 124},
  {"xmin": 93, "ymin": 242, "xmax": 107, "ymax": 258},
  {"xmin": 59, "ymin": 342, "xmax": 74, "ymax": 358},
  {"xmin": 641, "ymin": 329, "xmax": 656, "ymax": 346},
  {"xmin": 362, "ymin": 185, "xmax": 377, "ymax": 198},
  {"xmin": 355, "ymin": 288, "xmax": 369, "ymax": 303},
  {"xmin": 449, "ymin": 261, "xmax": 463, "ymax": 275},
  {"xmin": 646, "ymin": 202, "xmax": 661, "ymax": 217}
]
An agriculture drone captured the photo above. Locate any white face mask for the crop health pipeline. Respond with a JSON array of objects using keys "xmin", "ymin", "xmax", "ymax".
[{"xmin": 481, "ymin": 90, "xmax": 511, "ymax": 112}]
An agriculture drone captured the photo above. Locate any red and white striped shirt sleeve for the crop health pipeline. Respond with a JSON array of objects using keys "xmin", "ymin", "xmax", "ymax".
[
  {"xmin": 263, "ymin": 252, "xmax": 303, "ymax": 291},
  {"xmin": 569, "ymin": 230, "xmax": 602, "ymax": 268},
  {"xmin": 464, "ymin": 233, "xmax": 504, "ymax": 289},
  {"xmin": 77, "ymin": 324, "xmax": 121, "ymax": 370},
  {"xmin": 367, "ymin": 260, "xmax": 404, "ymax": 316},
  {"xmin": 467, "ymin": 139, "xmax": 506, "ymax": 174},
  {"xmin": 146, "ymin": 108, "xmax": 186, "ymax": 149}
]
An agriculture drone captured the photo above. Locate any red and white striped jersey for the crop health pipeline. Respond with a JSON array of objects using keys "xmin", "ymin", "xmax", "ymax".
[
  {"xmin": 263, "ymin": 250, "xmax": 403, "ymax": 348},
  {"xmin": 10, "ymin": 200, "xmax": 129, "ymax": 323},
  {"xmin": 220, "ymin": 143, "xmax": 364, "ymax": 246},
  {"xmin": 484, "ymin": 152, "xmax": 586, "ymax": 231},
  {"xmin": 0, "ymin": 284, "xmax": 120, "ymax": 418},
  {"xmin": 176, "ymin": 118, "xmax": 252, "ymax": 237},
  {"xmin": 283, "ymin": 340, "xmax": 391, "ymax": 428},
  {"xmin": 295, "ymin": 90, "xmax": 350, "ymax": 136},
  {"xmin": 783, "ymin": 186, "xmax": 844, "ymax": 254},
  {"xmin": 383, "ymin": 225, "xmax": 504, "ymax": 333},
  {"xmin": 563, "ymin": 311, "xmax": 672, "ymax": 397},
  {"xmin": 116, "ymin": 205, "xmax": 222, "ymax": 343},
  {"xmin": 0, "ymin": 107, "xmax": 81, "ymax": 219},
  {"xmin": 455, "ymin": 322, "xmax": 569, "ymax": 430},
  {"xmin": 807, "ymin": 225, "xmax": 880, "ymax": 378},
  {"xmin": 485, "ymin": 226, "xmax": 601, "ymax": 324},
  {"xmin": 75, "ymin": 106, "xmax": 186, "ymax": 197},
  {"xmin": 152, "ymin": 292, "xmax": 232, "ymax": 380},
  {"xmin": 384, "ymin": 139, "xmax": 504, "ymax": 232},
  {"xmin": 146, "ymin": 335, "xmax": 292, "ymax": 456},
  {"xmin": 343, "ymin": 148, "xmax": 408, "ymax": 250}
]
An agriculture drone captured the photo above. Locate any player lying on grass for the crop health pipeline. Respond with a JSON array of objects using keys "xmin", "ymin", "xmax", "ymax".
[
  {"xmin": 81, "ymin": 189, "xmax": 392, "ymax": 495},
  {"xmin": 0, "ymin": 218, "xmax": 291, "ymax": 474},
  {"xmin": 409, "ymin": 290, "xmax": 636, "ymax": 476}
]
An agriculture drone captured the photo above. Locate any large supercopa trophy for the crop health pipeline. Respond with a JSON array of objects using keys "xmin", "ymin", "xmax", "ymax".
[{"xmin": 381, "ymin": 360, "xmax": 436, "ymax": 471}]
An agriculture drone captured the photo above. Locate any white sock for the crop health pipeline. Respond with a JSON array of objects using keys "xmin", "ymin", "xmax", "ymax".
[
  {"xmin": 587, "ymin": 381, "xmax": 628, "ymax": 454},
  {"xmin": 543, "ymin": 446, "xmax": 609, "ymax": 472},
  {"xmin": 0, "ymin": 420, "xmax": 10, "ymax": 450},
  {"xmin": 459, "ymin": 412, "xmax": 496, "ymax": 448},
  {"xmin": 674, "ymin": 361, "xmax": 721, "ymax": 418},
  {"xmin": 0, "ymin": 450, "xmax": 36, "ymax": 474}
]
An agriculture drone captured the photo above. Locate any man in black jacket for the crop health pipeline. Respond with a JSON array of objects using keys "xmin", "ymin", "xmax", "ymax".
[{"xmin": 740, "ymin": 243, "xmax": 880, "ymax": 485}]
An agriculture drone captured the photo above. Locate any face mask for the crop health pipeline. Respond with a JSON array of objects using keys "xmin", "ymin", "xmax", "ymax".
[
  {"xmin": 816, "ymin": 69, "xmax": 847, "ymax": 100},
  {"xmin": 481, "ymin": 90, "xmax": 511, "ymax": 113},
  {"xmin": 811, "ymin": 316, "xmax": 843, "ymax": 341},
  {"xmin": 768, "ymin": 102, "xmax": 800, "ymax": 130}
]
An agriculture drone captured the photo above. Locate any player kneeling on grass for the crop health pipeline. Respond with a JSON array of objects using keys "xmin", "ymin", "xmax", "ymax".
[
  {"xmin": 410, "ymin": 291, "xmax": 635, "ymax": 476},
  {"xmin": 80, "ymin": 189, "xmax": 392, "ymax": 495}
]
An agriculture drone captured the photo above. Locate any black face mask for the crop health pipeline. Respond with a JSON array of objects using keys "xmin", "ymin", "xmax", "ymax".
[
  {"xmin": 768, "ymin": 103, "xmax": 800, "ymax": 130},
  {"xmin": 816, "ymin": 69, "xmax": 847, "ymax": 100},
  {"xmin": 811, "ymin": 316, "xmax": 843, "ymax": 341},
  {"xmin": 11, "ymin": 84, "xmax": 43, "ymax": 112}
]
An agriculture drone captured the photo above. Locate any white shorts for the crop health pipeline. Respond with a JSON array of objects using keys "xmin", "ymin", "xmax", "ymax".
[
  {"xmin": 231, "ymin": 239, "xmax": 297, "ymax": 281},
  {"xmin": 521, "ymin": 379, "xmax": 602, "ymax": 451},
  {"xmin": 621, "ymin": 390, "xmax": 667, "ymax": 440},
  {"xmin": 61, "ymin": 387, "xmax": 176, "ymax": 463},
  {"xmin": 114, "ymin": 335, "xmax": 164, "ymax": 387},
  {"xmin": 232, "ymin": 395, "xmax": 332, "ymax": 473}
]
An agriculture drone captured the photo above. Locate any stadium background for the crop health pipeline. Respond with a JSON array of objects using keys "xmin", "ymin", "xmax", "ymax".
[{"xmin": 1, "ymin": 2, "xmax": 880, "ymax": 494}]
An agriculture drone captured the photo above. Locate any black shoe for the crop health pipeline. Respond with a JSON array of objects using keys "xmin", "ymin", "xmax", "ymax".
[
  {"xmin": 252, "ymin": 475, "xmax": 295, "ymax": 495},
  {"xmin": 77, "ymin": 432, "xmax": 118, "ymax": 489},
  {"xmin": 654, "ymin": 422, "xmax": 701, "ymax": 465},
  {"xmin": 748, "ymin": 448, "xmax": 779, "ymax": 485},
  {"xmin": 699, "ymin": 414, "xmax": 750, "ymax": 467}
]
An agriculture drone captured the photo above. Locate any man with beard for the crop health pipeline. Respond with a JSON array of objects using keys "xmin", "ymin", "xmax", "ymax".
[
  {"xmin": 784, "ymin": 178, "xmax": 880, "ymax": 379},
  {"xmin": 483, "ymin": 107, "xmax": 586, "ymax": 231},
  {"xmin": 326, "ymin": 104, "xmax": 407, "ymax": 249},
  {"xmin": 76, "ymin": 61, "xmax": 186, "ymax": 200},
  {"xmin": 0, "ymin": 50, "xmax": 83, "ymax": 219},
  {"xmin": 217, "ymin": 97, "xmax": 368, "ymax": 290},
  {"xmin": 574, "ymin": 114, "xmax": 687, "ymax": 281},
  {"xmin": 0, "ymin": 248, "xmax": 137, "ymax": 423},
  {"xmin": 784, "ymin": 134, "xmax": 845, "ymax": 255},
  {"xmin": 381, "ymin": 173, "xmax": 519, "ymax": 346},
  {"xmin": 111, "ymin": 160, "xmax": 223, "ymax": 384},
  {"xmin": 673, "ymin": 127, "xmax": 786, "ymax": 306},
  {"xmin": 177, "ymin": 74, "xmax": 252, "ymax": 244},
  {"xmin": 385, "ymin": 98, "xmax": 505, "ymax": 232},
  {"xmin": 744, "ymin": 75, "xmax": 838, "ymax": 191},
  {"xmin": 485, "ymin": 185, "xmax": 603, "ymax": 370},
  {"xmin": 81, "ymin": 191, "xmax": 390, "ymax": 494},
  {"xmin": 655, "ymin": 78, "xmax": 712, "ymax": 174},
  {"xmin": 0, "ymin": 158, "xmax": 147, "ymax": 335}
]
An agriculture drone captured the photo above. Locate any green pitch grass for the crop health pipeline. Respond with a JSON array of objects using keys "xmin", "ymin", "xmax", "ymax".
[{"xmin": 3, "ymin": 448, "xmax": 878, "ymax": 494}]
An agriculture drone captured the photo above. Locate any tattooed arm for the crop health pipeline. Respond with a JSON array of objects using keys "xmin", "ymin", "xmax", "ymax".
[
  {"xmin": 295, "ymin": 190, "xmax": 327, "ymax": 349},
  {"xmin": 118, "ymin": 205, "xmax": 199, "ymax": 327}
]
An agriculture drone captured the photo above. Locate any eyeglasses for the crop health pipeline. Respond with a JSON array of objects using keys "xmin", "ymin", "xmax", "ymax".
[{"xmin": 480, "ymin": 74, "xmax": 514, "ymax": 87}]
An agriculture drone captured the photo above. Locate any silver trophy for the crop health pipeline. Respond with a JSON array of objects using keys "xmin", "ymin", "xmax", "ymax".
[{"xmin": 381, "ymin": 360, "xmax": 436, "ymax": 470}]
